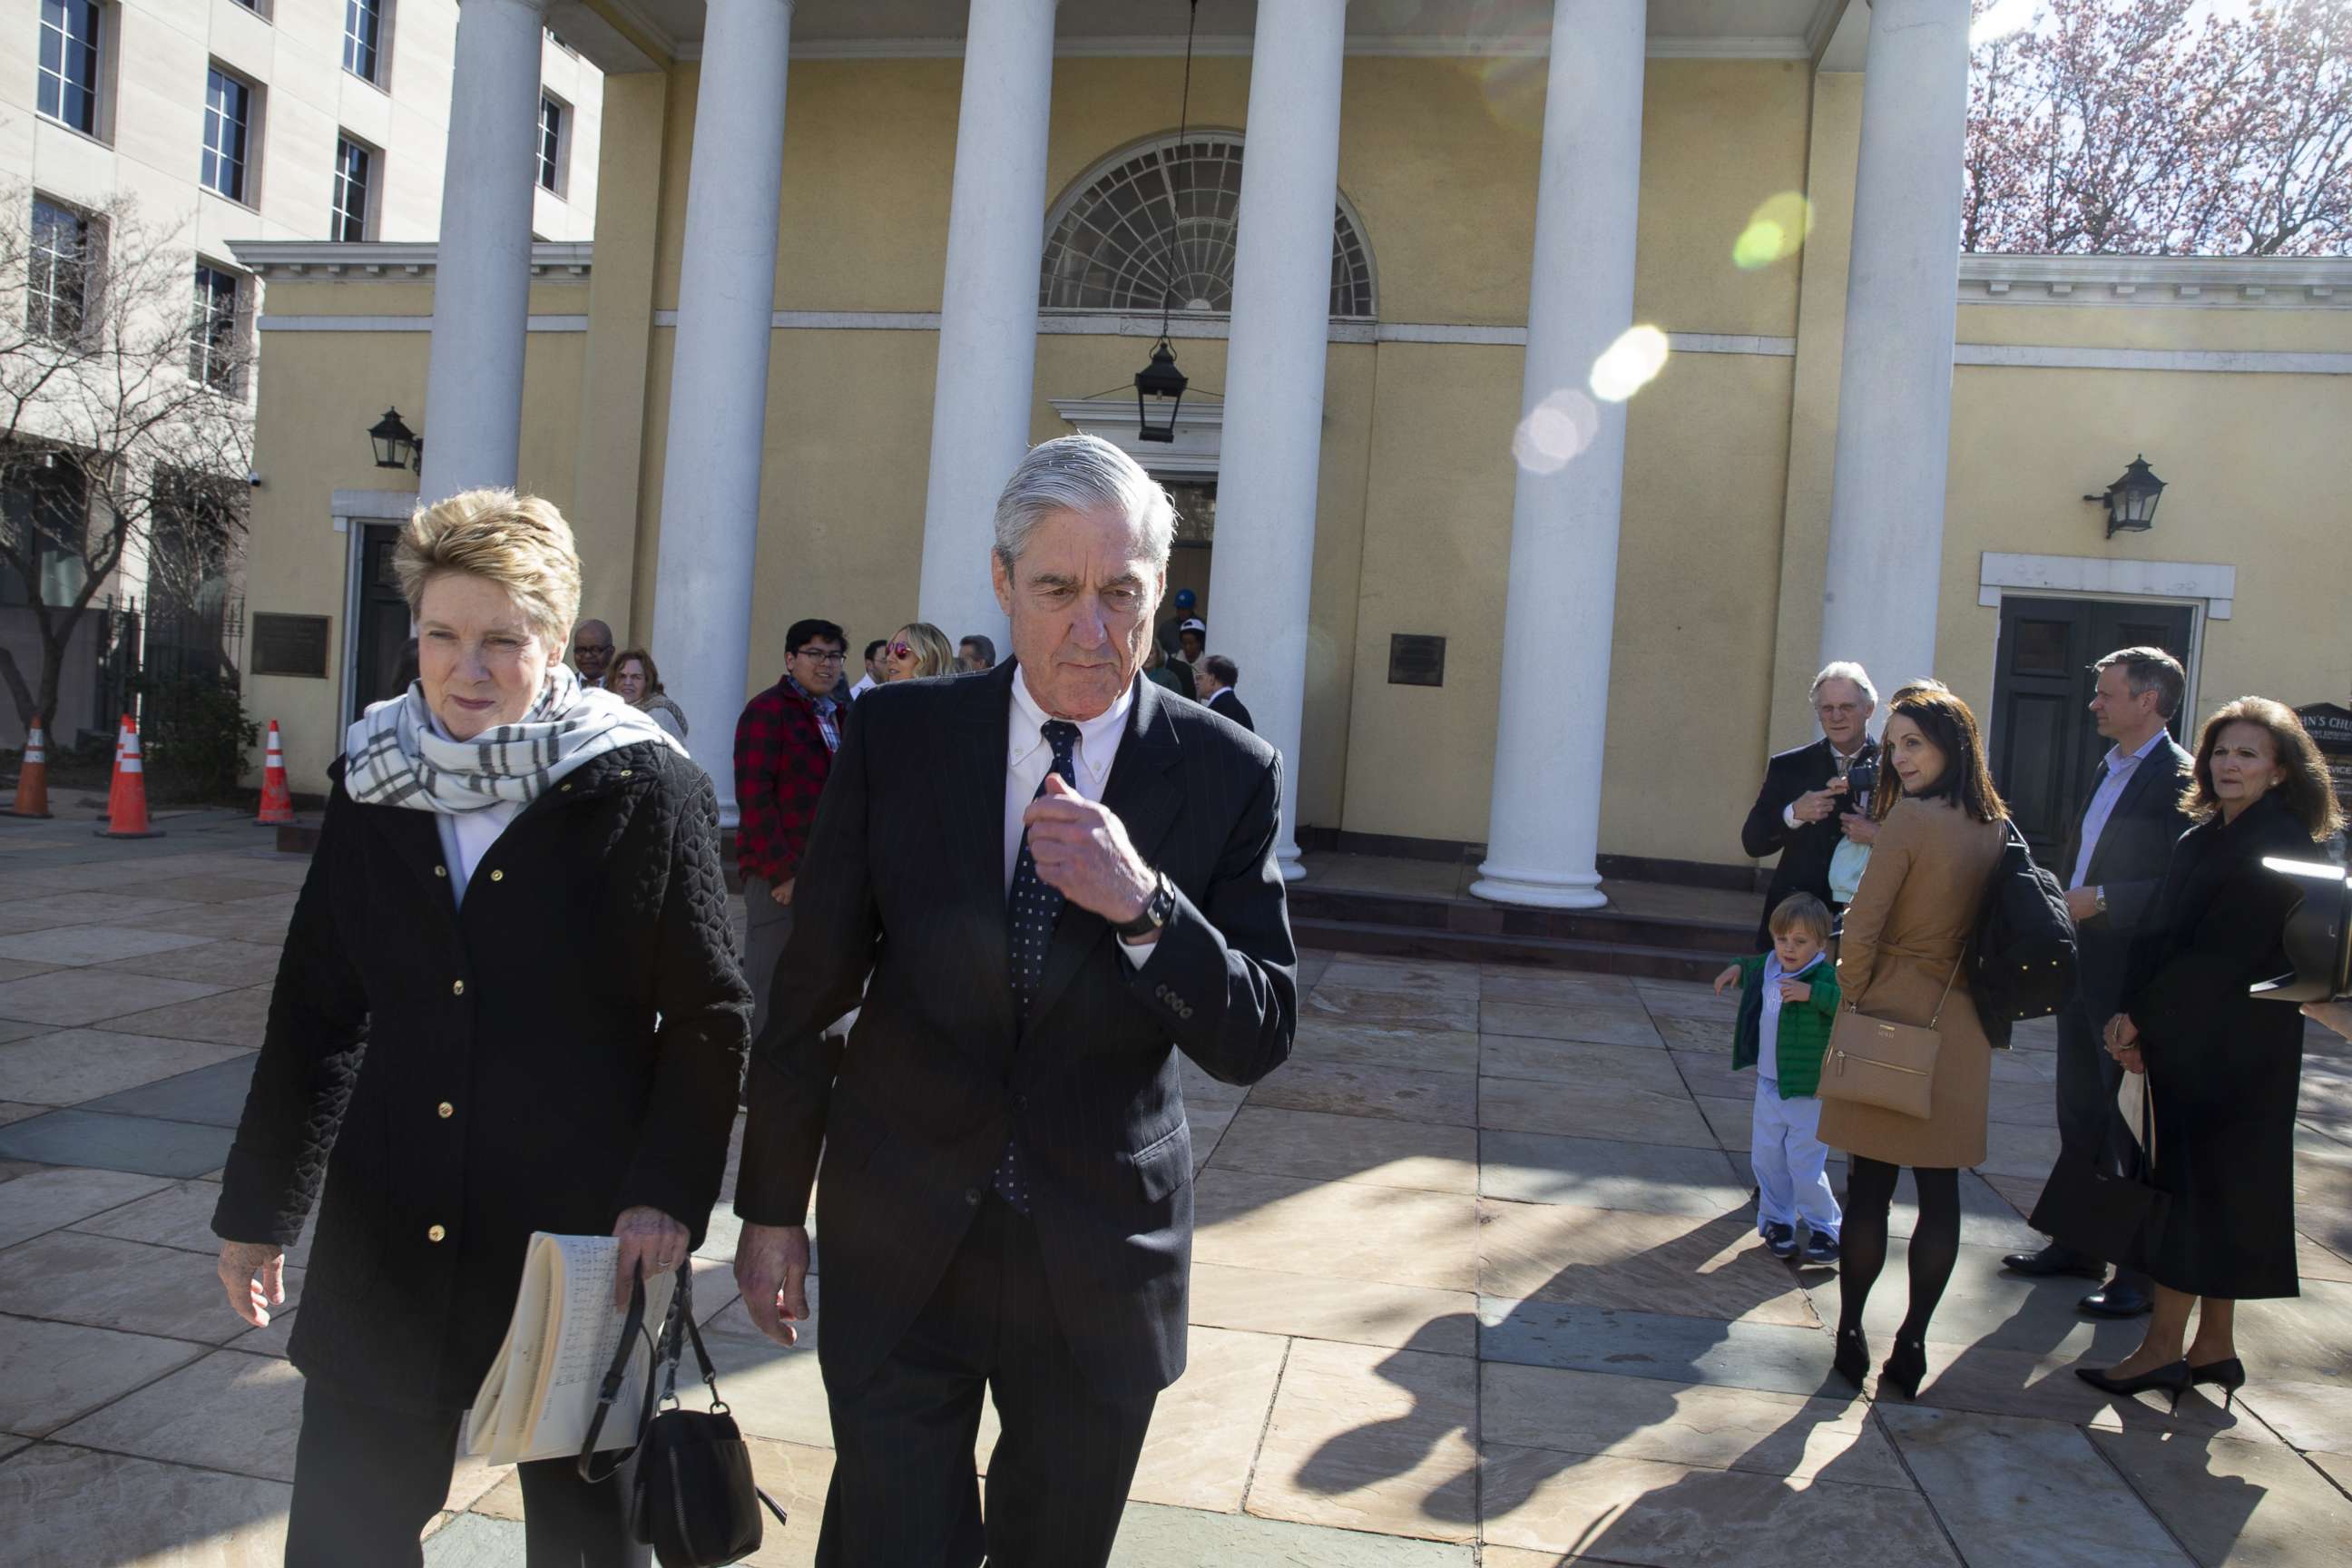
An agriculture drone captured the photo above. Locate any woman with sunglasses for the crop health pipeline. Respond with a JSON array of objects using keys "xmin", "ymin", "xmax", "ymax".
[{"xmin": 884, "ymin": 622, "xmax": 956, "ymax": 681}]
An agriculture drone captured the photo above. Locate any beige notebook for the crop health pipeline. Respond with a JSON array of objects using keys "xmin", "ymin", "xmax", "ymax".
[{"xmin": 465, "ymin": 1232, "xmax": 679, "ymax": 1465}]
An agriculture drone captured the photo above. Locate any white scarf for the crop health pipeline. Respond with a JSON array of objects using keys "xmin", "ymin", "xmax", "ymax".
[{"xmin": 343, "ymin": 662, "xmax": 685, "ymax": 814}]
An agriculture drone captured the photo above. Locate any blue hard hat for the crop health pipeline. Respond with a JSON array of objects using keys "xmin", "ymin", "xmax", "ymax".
[{"xmin": 1174, "ymin": 588, "xmax": 1197, "ymax": 609}]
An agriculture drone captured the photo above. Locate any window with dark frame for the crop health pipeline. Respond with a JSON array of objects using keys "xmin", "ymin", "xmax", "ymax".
[
  {"xmin": 343, "ymin": 0, "xmax": 384, "ymax": 83},
  {"xmin": 332, "ymin": 136, "xmax": 373, "ymax": 241},
  {"xmin": 37, "ymin": 0, "xmax": 102, "ymax": 136},
  {"xmin": 202, "ymin": 67, "xmax": 254, "ymax": 202},
  {"xmin": 190, "ymin": 263, "xmax": 241, "ymax": 393},
  {"xmin": 0, "ymin": 457, "xmax": 90, "ymax": 610},
  {"xmin": 26, "ymin": 197, "xmax": 93, "ymax": 342},
  {"xmin": 537, "ymin": 95, "xmax": 564, "ymax": 193}
]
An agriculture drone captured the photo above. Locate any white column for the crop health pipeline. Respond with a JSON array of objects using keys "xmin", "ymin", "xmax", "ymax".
[
  {"xmin": 417, "ymin": 0, "xmax": 548, "ymax": 504},
  {"xmin": 1469, "ymin": 0, "xmax": 1647, "ymax": 910},
  {"xmin": 916, "ymin": 0, "xmax": 1059, "ymax": 650},
  {"xmin": 1203, "ymin": 0, "xmax": 1348, "ymax": 881},
  {"xmin": 1818, "ymin": 0, "xmax": 1971, "ymax": 686},
  {"xmin": 651, "ymin": 0, "xmax": 796, "ymax": 824}
]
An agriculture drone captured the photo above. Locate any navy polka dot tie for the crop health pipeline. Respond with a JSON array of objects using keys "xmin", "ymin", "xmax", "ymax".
[{"xmin": 994, "ymin": 719, "xmax": 1081, "ymax": 1213}]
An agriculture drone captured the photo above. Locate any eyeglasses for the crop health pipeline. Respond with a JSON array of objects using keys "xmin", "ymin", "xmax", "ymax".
[
  {"xmin": 888, "ymin": 642, "xmax": 913, "ymax": 659},
  {"xmin": 793, "ymin": 648, "xmax": 847, "ymax": 663}
]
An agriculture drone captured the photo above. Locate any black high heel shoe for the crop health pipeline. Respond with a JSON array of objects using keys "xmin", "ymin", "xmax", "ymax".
[
  {"xmin": 2075, "ymin": 1359, "xmax": 2192, "ymax": 1414},
  {"xmin": 2190, "ymin": 1357, "xmax": 2247, "ymax": 1412},
  {"xmin": 1832, "ymin": 1328, "xmax": 1870, "ymax": 1390},
  {"xmin": 1879, "ymin": 1338, "xmax": 1927, "ymax": 1399}
]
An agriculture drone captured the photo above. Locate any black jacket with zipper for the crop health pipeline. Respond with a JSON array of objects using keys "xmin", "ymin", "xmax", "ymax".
[{"xmin": 212, "ymin": 740, "xmax": 750, "ymax": 1414}]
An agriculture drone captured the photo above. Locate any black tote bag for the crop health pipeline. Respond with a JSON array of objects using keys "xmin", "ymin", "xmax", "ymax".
[{"xmin": 2029, "ymin": 1078, "xmax": 2169, "ymax": 1266}]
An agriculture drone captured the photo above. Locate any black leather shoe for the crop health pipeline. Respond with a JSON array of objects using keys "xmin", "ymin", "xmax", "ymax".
[
  {"xmin": 2075, "ymin": 1359, "xmax": 2190, "ymax": 1414},
  {"xmin": 2079, "ymin": 1279, "xmax": 2154, "ymax": 1318},
  {"xmin": 2001, "ymin": 1243, "xmax": 2105, "ymax": 1279},
  {"xmin": 2190, "ymin": 1357, "xmax": 2248, "ymax": 1412}
]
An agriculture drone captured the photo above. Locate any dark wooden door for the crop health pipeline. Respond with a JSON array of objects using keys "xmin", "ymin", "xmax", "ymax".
[
  {"xmin": 1990, "ymin": 597, "xmax": 2195, "ymax": 857},
  {"xmin": 349, "ymin": 524, "xmax": 413, "ymax": 721}
]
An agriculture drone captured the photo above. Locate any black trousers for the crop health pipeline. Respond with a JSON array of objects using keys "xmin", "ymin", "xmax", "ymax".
[
  {"xmin": 285, "ymin": 1379, "xmax": 648, "ymax": 1568},
  {"xmin": 817, "ymin": 1194, "xmax": 1159, "ymax": 1568},
  {"xmin": 2053, "ymin": 994, "xmax": 2148, "ymax": 1277}
]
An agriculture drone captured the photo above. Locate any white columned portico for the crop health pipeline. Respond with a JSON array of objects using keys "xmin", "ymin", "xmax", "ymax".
[
  {"xmin": 916, "ymin": 0, "xmax": 1060, "ymax": 649},
  {"xmin": 1203, "ymin": 0, "xmax": 1349, "ymax": 881},
  {"xmin": 1470, "ymin": 0, "xmax": 1647, "ymax": 910},
  {"xmin": 416, "ymin": 0, "xmax": 547, "ymax": 503},
  {"xmin": 651, "ymin": 0, "xmax": 796, "ymax": 823},
  {"xmin": 1818, "ymin": 0, "xmax": 1972, "ymax": 685}
]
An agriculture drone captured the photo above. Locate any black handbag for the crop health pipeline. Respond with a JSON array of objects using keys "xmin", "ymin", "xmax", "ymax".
[
  {"xmin": 2028, "ymin": 1079, "xmax": 2170, "ymax": 1266},
  {"xmin": 578, "ymin": 1265, "xmax": 787, "ymax": 1567}
]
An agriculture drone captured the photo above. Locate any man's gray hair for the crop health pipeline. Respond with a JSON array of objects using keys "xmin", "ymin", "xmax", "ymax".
[
  {"xmin": 1810, "ymin": 661, "xmax": 1879, "ymax": 710},
  {"xmin": 2095, "ymin": 646, "xmax": 2186, "ymax": 719},
  {"xmin": 993, "ymin": 434, "xmax": 1177, "ymax": 571}
]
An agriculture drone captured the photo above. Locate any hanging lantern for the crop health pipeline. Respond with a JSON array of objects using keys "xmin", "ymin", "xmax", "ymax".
[{"xmin": 1134, "ymin": 339, "xmax": 1187, "ymax": 444}]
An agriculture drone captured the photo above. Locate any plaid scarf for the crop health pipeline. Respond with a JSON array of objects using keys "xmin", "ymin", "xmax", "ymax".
[{"xmin": 344, "ymin": 662, "xmax": 685, "ymax": 814}]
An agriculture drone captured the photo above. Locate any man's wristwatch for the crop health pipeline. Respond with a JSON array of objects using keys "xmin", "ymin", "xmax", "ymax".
[
  {"xmin": 2092, "ymin": 887, "xmax": 2109, "ymax": 917},
  {"xmin": 1116, "ymin": 871, "xmax": 1177, "ymax": 940}
]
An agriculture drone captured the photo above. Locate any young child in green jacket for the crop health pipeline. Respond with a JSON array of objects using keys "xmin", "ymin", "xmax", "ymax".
[{"xmin": 1713, "ymin": 893, "xmax": 1843, "ymax": 1265}]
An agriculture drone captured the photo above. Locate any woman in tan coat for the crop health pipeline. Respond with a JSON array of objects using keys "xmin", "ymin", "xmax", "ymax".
[{"xmin": 1820, "ymin": 684, "xmax": 2007, "ymax": 1399}]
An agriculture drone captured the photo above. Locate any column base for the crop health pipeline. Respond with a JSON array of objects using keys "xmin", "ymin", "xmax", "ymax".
[
  {"xmin": 1276, "ymin": 842, "xmax": 1307, "ymax": 883},
  {"xmin": 1468, "ymin": 861, "xmax": 1608, "ymax": 909}
]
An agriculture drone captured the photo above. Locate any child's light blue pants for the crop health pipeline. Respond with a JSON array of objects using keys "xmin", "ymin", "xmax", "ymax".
[{"xmin": 1752, "ymin": 1083, "xmax": 1841, "ymax": 1239}]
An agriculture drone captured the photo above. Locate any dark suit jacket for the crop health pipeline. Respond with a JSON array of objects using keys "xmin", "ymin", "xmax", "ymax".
[
  {"xmin": 2060, "ymin": 734, "xmax": 2195, "ymax": 1016},
  {"xmin": 1206, "ymin": 687, "xmax": 1255, "ymax": 733},
  {"xmin": 735, "ymin": 662, "xmax": 1297, "ymax": 1399},
  {"xmin": 1740, "ymin": 737, "xmax": 1877, "ymax": 949}
]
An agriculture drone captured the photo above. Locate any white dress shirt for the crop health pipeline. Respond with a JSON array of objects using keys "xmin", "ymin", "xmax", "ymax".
[
  {"xmin": 1004, "ymin": 668, "xmax": 1152, "ymax": 964},
  {"xmin": 1782, "ymin": 741, "xmax": 1870, "ymax": 829},
  {"xmin": 2070, "ymin": 728, "xmax": 2170, "ymax": 891},
  {"xmin": 848, "ymin": 673, "xmax": 877, "ymax": 701}
]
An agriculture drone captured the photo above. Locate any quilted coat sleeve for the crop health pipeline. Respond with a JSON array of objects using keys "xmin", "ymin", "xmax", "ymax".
[
  {"xmin": 211, "ymin": 781, "xmax": 373, "ymax": 1249},
  {"xmin": 614, "ymin": 762, "xmax": 753, "ymax": 1247}
]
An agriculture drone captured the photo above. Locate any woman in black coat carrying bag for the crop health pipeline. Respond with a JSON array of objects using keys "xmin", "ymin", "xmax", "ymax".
[
  {"xmin": 2077, "ymin": 697, "xmax": 2343, "ymax": 1411},
  {"xmin": 210, "ymin": 490, "xmax": 750, "ymax": 1566}
]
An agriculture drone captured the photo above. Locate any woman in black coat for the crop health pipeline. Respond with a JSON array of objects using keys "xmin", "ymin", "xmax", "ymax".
[
  {"xmin": 211, "ymin": 490, "xmax": 749, "ymax": 1567},
  {"xmin": 2077, "ymin": 696, "xmax": 2343, "ymax": 1412}
]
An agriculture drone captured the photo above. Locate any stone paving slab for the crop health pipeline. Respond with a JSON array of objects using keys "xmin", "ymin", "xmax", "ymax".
[
  {"xmin": 0, "ymin": 1442, "xmax": 291, "ymax": 1566},
  {"xmin": 1479, "ymin": 1297, "xmax": 1842, "ymax": 1399},
  {"xmin": 0, "ymin": 1314, "xmax": 211, "ymax": 1434},
  {"xmin": 1187, "ymin": 1262, "xmax": 1475, "ymax": 1357},
  {"xmin": 102, "ymin": 984, "xmax": 275, "ymax": 1047},
  {"xmin": 70, "ymin": 1176, "xmax": 314, "ymax": 1269},
  {"xmin": 0, "ymin": 925, "xmax": 216, "ymax": 968},
  {"xmin": 1478, "ymin": 1201, "xmax": 1820, "ymax": 1328},
  {"xmin": 1477, "ymin": 1129, "xmax": 1747, "ymax": 1216},
  {"xmin": 1290, "ymin": 1018, "xmax": 1481, "ymax": 1075},
  {"xmin": 1303, "ymin": 985, "xmax": 1480, "ymax": 1034},
  {"xmin": 0, "ymin": 969, "xmax": 230, "ymax": 1027},
  {"xmin": 0, "ymin": 1106, "xmax": 237, "ymax": 1176},
  {"xmin": 1479, "ymin": 998, "xmax": 1665, "ymax": 1049},
  {"xmin": 54, "ymin": 1348, "xmax": 306, "ymax": 1484},
  {"xmin": 0, "ymin": 1164, "xmax": 175, "ymax": 1249},
  {"xmin": 1246, "ymin": 1058, "xmax": 1477, "ymax": 1128},
  {"xmin": 1479, "ymin": 1033, "xmax": 1686, "ymax": 1092},
  {"xmin": 1879, "ymin": 1405, "xmax": 2197, "ymax": 1568},
  {"xmin": 1194, "ymin": 1169, "xmax": 1478, "ymax": 1293},
  {"xmin": 0, "ymin": 1230, "xmax": 300, "ymax": 1342},
  {"xmin": 1209, "ymin": 1105, "xmax": 1478, "ymax": 1192},
  {"xmin": 1247, "ymin": 1338, "xmax": 1479, "ymax": 1543},
  {"xmin": 1316, "ymin": 958, "xmax": 1483, "ymax": 999},
  {"xmin": 98, "ymin": 938, "xmax": 289, "ymax": 988},
  {"xmin": 0, "ymin": 1027, "xmax": 250, "ymax": 1106},
  {"xmin": 79, "ymin": 1054, "xmax": 262, "ymax": 1127},
  {"xmin": 2089, "ymin": 1425, "xmax": 2352, "ymax": 1565},
  {"xmin": 1478, "ymin": 1073, "xmax": 1718, "ymax": 1151}
]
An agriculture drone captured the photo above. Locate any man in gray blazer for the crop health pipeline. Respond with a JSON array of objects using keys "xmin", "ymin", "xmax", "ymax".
[
  {"xmin": 2004, "ymin": 648, "xmax": 2194, "ymax": 1318},
  {"xmin": 730, "ymin": 436, "xmax": 1297, "ymax": 1567}
]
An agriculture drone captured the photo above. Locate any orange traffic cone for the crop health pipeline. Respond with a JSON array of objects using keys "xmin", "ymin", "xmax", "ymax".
[
  {"xmin": 8, "ymin": 714, "xmax": 53, "ymax": 818},
  {"xmin": 255, "ymin": 720, "xmax": 294, "ymax": 826},
  {"xmin": 95, "ymin": 713, "xmax": 163, "ymax": 839}
]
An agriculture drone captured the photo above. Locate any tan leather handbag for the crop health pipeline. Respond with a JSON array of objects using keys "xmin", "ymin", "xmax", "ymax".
[{"xmin": 1819, "ymin": 956, "xmax": 1964, "ymax": 1121}]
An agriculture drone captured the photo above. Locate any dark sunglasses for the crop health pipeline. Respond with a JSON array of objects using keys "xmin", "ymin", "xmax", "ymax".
[{"xmin": 888, "ymin": 642, "xmax": 913, "ymax": 659}]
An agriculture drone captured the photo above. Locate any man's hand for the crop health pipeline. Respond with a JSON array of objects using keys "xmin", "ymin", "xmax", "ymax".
[
  {"xmin": 734, "ymin": 1222, "xmax": 811, "ymax": 1347},
  {"xmin": 2103, "ymin": 1013, "xmax": 2141, "ymax": 1058},
  {"xmin": 217, "ymin": 1240, "xmax": 285, "ymax": 1328},
  {"xmin": 611, "ymin": 1205, "xmax": 691, "ymax": 1310},
  {"xmin": 1711, "ymin": 965, "xmax": 1740, "ymax": 996},
  {"xmin": 771, "ymin": 877, "xmax": 795, "ymax": 906},
  {"xmin": 1838, "ymin": 812, "xmax": 1878, "ymax": 845},
  {"xmin": 1790, "ymin": 779, "xmax": 1847, "ymax": 824},
  {"xmin": 1779, "ymin": 978, "xmax": 1812, "ymax": 1004},
  {"xmin": 1024, "ymin": 772, "xmax": 1156, "ymax": 926},
  {"xmin": 2064, "ymin": 886, "xmax": 2101, "ymax": 923}
]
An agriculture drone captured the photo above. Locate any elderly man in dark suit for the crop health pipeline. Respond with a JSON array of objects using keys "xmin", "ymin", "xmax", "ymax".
[
  {"xmin": 2004, "ymin": 647, "xmax": 2194, "ymax": 1318},
  {"xmin": 730, "ymin": 434, "xmax": 1297, "ymax": 1567},
  {"xmin": 1740, "ymin": 662, "xmax": 1880, "ymax": 949}
]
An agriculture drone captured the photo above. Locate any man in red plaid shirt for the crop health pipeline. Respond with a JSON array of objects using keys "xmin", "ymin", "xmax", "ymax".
[{"xmin": 735, "ymin": 617, "xmax": 848, "ymax": 1036}]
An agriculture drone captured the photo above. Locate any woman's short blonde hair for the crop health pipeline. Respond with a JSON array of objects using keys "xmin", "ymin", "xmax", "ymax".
[
  {"xmin": 892, "ymin": 622, "xmax": 956, "ymax": 680},
  {"xmin": 395, "ymin": 488, "xmax": 583, "ymax": 650}
]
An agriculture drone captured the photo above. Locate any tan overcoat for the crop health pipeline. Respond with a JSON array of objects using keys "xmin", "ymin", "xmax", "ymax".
[{"xmin": 1817, "ymin": 797, "xmax": 2006, "ymax": 1170}]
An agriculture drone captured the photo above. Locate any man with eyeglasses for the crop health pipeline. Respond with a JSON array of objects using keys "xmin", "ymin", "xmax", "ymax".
[
  {"xmin": 734, "ymin": 618, "xmax": 849, "ymax": 1036},
  {"xmin": 1740, "ymin": 662, "xmax": 1880, "ymax": 951}
]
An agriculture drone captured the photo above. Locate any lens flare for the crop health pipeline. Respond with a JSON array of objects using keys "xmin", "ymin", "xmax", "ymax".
[
  {"xmin": 1512, "ymin": 389, "xmax": 1601, "ymax": 475},
  {"xmin": 1972, "ymin": 0, "xmax": 2036, "ymax": 46},
  {"xmin": 1589, "ymin": 326, "xmax": 1670, "ymax": 403},
  {"xmin": 1733, "ymin": 192, "xmax": 1815, "ymax": 270}
]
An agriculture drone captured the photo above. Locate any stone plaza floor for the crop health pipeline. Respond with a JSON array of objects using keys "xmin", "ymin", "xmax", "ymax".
[{"xmin": 1, "ymin": 807, "xmax": 2349, "ymax": 1563}]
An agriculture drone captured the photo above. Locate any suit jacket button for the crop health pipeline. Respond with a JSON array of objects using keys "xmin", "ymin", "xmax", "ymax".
[
  {"xmin": 426, "ymin": 1224, "xmax": 446, "ymax": 1243},
  {"xmin": 963, "ymin": 1187, "xmax": 982, "ymax": 1207}
]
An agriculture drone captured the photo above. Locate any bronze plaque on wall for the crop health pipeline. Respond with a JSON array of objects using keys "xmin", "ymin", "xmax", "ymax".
[
  {"xmin": 252, "ymin": 613, "xmax": 332, "ymax": 679},
  {"xmin": 1387, "ymin": 633, "xmax": 1446, "ymax": 688}
]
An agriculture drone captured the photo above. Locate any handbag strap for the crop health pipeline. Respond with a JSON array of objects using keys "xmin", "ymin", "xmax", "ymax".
[
  {"xmin": 575, "ymin": 1266, "xmax": 680, "ymax": 1485},
  {"xmin": 1925, "ymin": 949, "xmax": 1966, "ymax": 1030}
]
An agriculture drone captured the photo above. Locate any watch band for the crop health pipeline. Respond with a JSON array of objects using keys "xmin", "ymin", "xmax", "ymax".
[{"xmin": 1116, "ymin": 873, "xmax": 1173, "ymax": 939}]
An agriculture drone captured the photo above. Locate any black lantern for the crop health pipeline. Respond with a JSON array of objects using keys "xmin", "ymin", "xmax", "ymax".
[
  {"xmin": 2085, "ymin": 454, "xmax": 2165, "ymax": 538},
  {"xmin": 369, "ymin": 407, "xmax": 421, "ymax": 473},
  {"xmin": 1134, "ymin": 339, "xmax": 1187, "ymax": 444}
]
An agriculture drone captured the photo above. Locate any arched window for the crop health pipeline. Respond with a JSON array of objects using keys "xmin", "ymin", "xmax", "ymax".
[{"xmin": 1040, "ymin": 132, "xmax": 1376, "ymax": 319}]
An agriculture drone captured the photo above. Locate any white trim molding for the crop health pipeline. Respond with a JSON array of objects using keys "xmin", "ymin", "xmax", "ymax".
[
  {"xmin": 748, "ymin": 33, "xmax": 1820, "ymax": 64},
  {"xmin": 1960, "ymin": 252, "xmax": 2352, "ymax": 309},
  {"xmin": 1049, "ymin": 397, "xmax": 1224, "ymax": 478},
  {"xmin": 229, "ymin": 240, "xmax": 595, "ymax": 279},
  {"xmin": 1955, "ymin": 343, "xmax": 2352, "ymax": 376},
  {"xmin": 260, "ymin": 314, "xmax": 589, "ymax": 333},
  {"xmin": 1979, "ymin": 553, "xmax": 2234, "ymax": 620}
]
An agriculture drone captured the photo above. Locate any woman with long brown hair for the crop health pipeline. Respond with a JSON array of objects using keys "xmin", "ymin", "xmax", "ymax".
[
  {"xmin": 2077, "ymin": 697, "xmax": 2345, "ymax": 1411},
  {"xmin": 1822, "ymin": 683, "xmax": 2009, "ymax": 1398}
]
